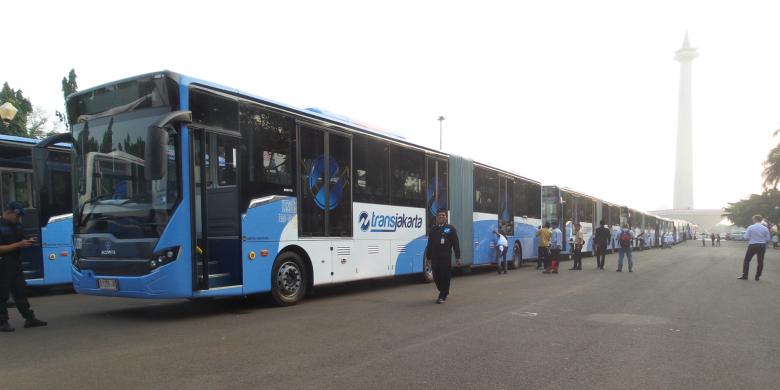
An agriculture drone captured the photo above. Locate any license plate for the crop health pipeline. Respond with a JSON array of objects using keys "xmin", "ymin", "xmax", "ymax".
[{"xmin": 97, "ymin": 279, "xmax": 118, "ymax": 291}]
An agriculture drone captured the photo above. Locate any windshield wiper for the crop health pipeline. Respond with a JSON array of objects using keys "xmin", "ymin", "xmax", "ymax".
[
  {"xmin": 76, "ymin": 94, "xmax": 152, "ymax": 123},
  {"xmin": 77, "ymin": 194, "xmax": 116, "ymax": 227},
  {"xmin": 118, "ymin": 194, "xmax": 151, "ymax": 206}
]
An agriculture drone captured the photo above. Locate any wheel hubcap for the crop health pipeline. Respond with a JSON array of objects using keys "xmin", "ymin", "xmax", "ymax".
[{"xmin": 277, "ymin": 261, "xmax": 302, "ymax": 297}]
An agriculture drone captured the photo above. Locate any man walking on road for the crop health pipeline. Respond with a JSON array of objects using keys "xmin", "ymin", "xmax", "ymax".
[
  {"xmin": 617, "ymin": 224, "xmax": 634, "ymax": 272},
  {"xmin": 545, "ymin": 222, "xmax": 563, "ymax": 274},
  {"xmin": 738, "ymin": 215, "xmax": 771, "ymax": 281},
  {"xmin": 594, "ymin": 220, "xmax": 611, "ymax": 270},
  {"xmin": 0, "ymin": 202, "xmax": 48, "ymax": 332},
  {"xmin": 536, "ymin": 223, "xmax": 552, "ymax": 270},
  {"xmin": 425, "ymin": 209, "xmax": 461, "ymax": 303}
]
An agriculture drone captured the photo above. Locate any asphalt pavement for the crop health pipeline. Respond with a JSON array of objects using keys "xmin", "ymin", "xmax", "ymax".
[{"xmin": 1, "ymin": 240, "xmax": 778, "ymax": 390}]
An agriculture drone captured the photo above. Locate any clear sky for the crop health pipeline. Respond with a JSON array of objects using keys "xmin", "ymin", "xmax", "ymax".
[{"xmin": 4, "ymin": 0, "xmax": 779, "ymax": 212}]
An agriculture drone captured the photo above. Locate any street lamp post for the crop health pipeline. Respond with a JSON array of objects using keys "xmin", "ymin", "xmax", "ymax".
[{"xmin": 437, "ymin": 115, "xmax": 445, "ymax": 150}]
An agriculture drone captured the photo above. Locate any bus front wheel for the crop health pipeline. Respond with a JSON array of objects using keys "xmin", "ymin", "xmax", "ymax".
[{"xmin": 271, "ymin": 252, "xmax": 308, "ymax": 306}]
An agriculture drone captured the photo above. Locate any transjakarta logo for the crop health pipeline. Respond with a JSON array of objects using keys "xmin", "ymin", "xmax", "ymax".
[{"xmin": 359, "ymin": 210, "xmax": 423, "ymax": 232}]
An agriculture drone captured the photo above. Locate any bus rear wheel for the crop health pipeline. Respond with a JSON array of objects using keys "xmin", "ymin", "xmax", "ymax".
[
  {"xmin": 271, "ymin": 252, "xmax": 308, "ymax": 306},
  {"xmin": 421, "ymin": 257, "xmax": 434, "ymax": 283},
  {"xmin": 511, "ymin": 242, "xmax": 522, "ymax": 269}
]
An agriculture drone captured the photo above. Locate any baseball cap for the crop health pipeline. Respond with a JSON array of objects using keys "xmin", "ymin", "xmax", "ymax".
[{"xmin": 5, "ymin": 201, "xmax": 25, "ymax": 216}]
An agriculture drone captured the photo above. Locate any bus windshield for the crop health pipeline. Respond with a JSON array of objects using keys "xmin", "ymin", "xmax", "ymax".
[{"xmin": 72, "ymin": 107, "xmax": 179, "ymax": 239}]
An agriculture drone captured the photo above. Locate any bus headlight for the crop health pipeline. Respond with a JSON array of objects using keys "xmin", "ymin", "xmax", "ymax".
[{"xmin": 149, "ymin": 247, "xmax": 180, "ymax": 270}]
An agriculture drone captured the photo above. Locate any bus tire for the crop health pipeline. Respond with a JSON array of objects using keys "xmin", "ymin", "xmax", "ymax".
[
  {"xmin": 511, "ymin": 242, "xmax": 522, "ymax": 269},
  {"xmin": 271, "ymin": 251, "xmax": 308, "ymax": 306},
  {"xmin": 421, "ymin": 257, "xmax": 434, "ymax": 283}
]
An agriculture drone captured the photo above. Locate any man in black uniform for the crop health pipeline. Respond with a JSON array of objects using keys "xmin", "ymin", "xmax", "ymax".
[
  {"xmin": 0, "ymin": 202, "xmax": 47, "ymax": 332},
  {"xmin": 594, "ymin": 220, "xmax": 611, "ymax": 270},
  {"xmin": 425, "ymin": 209, "xmax": 461, "ymax": 304}
]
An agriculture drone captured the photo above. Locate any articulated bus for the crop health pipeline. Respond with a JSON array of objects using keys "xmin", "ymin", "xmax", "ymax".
[
  {"xmin": 0, "ymin": 134, "xmax": 73, "ymax": 286},
  {"xmin": 66, "ymin": 71, "xmax": 694, "ymax": 305},
  {"xmin": 67, "ymin": 71, "xmax": 545, "ymax": 305}
]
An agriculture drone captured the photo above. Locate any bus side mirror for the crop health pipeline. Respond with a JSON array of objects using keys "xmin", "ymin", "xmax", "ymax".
[
  {"xmin": 144, "ymin": 111, "xmax": 191, "ymax": 181},
  {"xmin": 33, "ymin": 132, "xmax": 73, "ymax": 192},
  {"xmin": 32, "ymin": 147, "xmax": 50, "ymax": 190},
  {"xmin": 144, "ymin": 126, "xmax": 169, "ymax": 181}
]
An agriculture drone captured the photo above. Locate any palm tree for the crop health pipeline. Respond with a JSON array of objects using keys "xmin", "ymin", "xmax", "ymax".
[{"xmin": 764, "ymin": 129, "xmax": 780, "ymax": 189}]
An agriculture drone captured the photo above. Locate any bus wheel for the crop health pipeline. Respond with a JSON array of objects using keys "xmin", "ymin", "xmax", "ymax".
[
  {"xmin": 421, "ymin": 257, "xmax": 434, "ymax": 283},
  {"xmin": 271, "ymin": 252, "xmax": 308, "ymax": 306},
  {"xmin": 511, "ymin": 242, "xmax": 522, "ymax": 269}
]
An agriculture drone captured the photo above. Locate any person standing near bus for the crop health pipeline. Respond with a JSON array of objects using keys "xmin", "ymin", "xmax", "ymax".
[
  {"xmin": 494, "ymin": 230, "xmax": 508, "ymax": 275},
  {"xmin": 594, "ymin": 220, "xmax": 610, "ymax": 270},
  {"xmin": 569, "ymin": 223, "xmax": 585, "ymax": 271},
  {"xmin": 425, "ymin": 209, "xmax": 461, "ymax": 304},
  {"xmin": 545, "ymin": 222, "xmax": 563, "ymax": 274},
  {"xmin": 617, "ymin": 224, "xmax": 634, "ymax": 272},
  {"xmin": 536, "ymin": 224, "xmax": 552, "ymax": 270},
  {"xmin": 738, "ymin": 215, "xmax": 771, "ymax": 281},
  {"xmin": 0, "ymin": 202, "xmax": 47, "ymax": 332},
  {"xmin": 716, "ymin": 234, "xmax": 721, "ymax": 247}
]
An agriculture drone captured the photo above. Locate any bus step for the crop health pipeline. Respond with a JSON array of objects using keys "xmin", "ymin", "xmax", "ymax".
[
  {"xmin": 208, "ymin": 273, "xmax": 233, "ymax": 288},
  {"xmin": 23, "ymin": 270, "xmax": 43, "ymax": 279}
]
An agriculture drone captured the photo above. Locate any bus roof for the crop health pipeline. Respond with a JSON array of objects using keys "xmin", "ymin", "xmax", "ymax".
[
  {"xmin": 0, "ymin": 134, "xmax": 39, "ymax": 145},
  {"xmin": 0, "ymin": 133, "xmax": 71, "ymax": 149},
  {"xmin": 70, "ymin": 70, "xmax": 545, "ymax": 184}
]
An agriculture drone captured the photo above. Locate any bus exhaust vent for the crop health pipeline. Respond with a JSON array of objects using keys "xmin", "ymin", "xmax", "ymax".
[
  {"xmin": 336, "ymin": 247, "xmax": 351, "ymax": 256},
  {"xmin": 396, "ymin": 245, "xmax": 407, "ymax": 253},
  {"xmin": 367, "ymin": 246, "xmax": 380, "ymax": 255}
]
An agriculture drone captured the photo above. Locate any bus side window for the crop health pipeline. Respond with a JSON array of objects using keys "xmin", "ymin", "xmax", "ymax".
[{"xmin": 217, "ymin": 137, "xmax": 238, "ymax": 187}]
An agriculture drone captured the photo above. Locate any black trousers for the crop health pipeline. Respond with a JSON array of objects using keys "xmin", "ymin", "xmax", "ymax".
[
  {"xmin": 594, "ymin": 243, "xmax": 607, "ymax": 268},
  {"xmin": 537, "ymin": 247, "xmax": 548, "ymax": 268},
  {"xmin": 431, "ymin": 257, "xmax": 452, "ymax": 299},
  {"xmin": 0, "ymin": 264, "xmax": 34, "ymax": 322},
  {"xmin": 572, "ymin": 248, "xmax": 582, "ymax": 269},
  {"xmin": 742, "ymin": 244, "xmax": 766, "ymax": 278}
]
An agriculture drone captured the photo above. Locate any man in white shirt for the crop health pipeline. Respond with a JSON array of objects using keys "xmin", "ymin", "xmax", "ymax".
[
  {"xmin": 495, "ymin": 230, "xmax": 509, "ymax": 275},
  {"xmin": 739, "ymin": 214, "xmax": 771, "ymax": 281}
]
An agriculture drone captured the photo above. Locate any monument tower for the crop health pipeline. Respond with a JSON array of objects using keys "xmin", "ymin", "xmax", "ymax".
[
  {"xmin": 673, "ymin": 33, "xmax": 698, "ymax": 210},
  {"xmin": 656, "ymin": 34, "xmax": 723, "ymax": 232}
]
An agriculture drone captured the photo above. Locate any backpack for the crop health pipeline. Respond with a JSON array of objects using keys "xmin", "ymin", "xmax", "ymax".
[{"xmin": 619, "ymin": 231, "xmax": 632, "ymax": 248}]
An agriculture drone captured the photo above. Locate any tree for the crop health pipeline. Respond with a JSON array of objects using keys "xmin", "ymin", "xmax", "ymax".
[
  {"xmin": 55, "ymin": 68, "xmax": 78, "ymax": 130},
  {"xmin": 0, "ymin": 82, "xmax": 33, "ymax": 137},
  {"xmin": 27, "ymin": 106, "xmax": 52, "ymax": 139},
  {"xmin": 763, "ymin": 129, "xmax": 780, "ymax": 189},
  {"xmin": 723, "ymin": 189, "xmax": 780, "ymax": 227}
]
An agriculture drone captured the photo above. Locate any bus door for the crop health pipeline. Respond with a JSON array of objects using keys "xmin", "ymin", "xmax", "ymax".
[
  {"xmin": 192, "ymin": 129, "xmax": 243, "ymax": 289},
  {"xmin": 498, "ymin": 176, "xmax": 514, "ymax": 237}
]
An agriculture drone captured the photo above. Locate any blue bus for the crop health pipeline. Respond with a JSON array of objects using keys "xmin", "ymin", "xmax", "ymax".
[
  {"xmin": 67, "ymin": 71, "xmax": 546, "ymax": 305},
  {"xmin": 0, "ymin": 134, "xmax": 73, "ymax": 286},
  {"xmin": 541, "ymin": 186, "xmax": 598, "ymax": 256}
]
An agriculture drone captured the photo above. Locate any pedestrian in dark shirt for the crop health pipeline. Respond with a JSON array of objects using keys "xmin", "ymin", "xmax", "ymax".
[
  {"xmin": 594, "ymin": 220, "xmax": 611, "ymax": 270},
  {"xmin": 425, "ymin": 209, "xmax": 461, "ymax": 304},
  {"xmin": 1, "ymin": 202, "xmax": 48, "ymax": 332}
]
